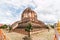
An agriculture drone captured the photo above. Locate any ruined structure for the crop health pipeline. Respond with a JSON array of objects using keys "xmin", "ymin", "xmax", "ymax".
[{"xmin": 11, "ymin": 7, "xmax": 47, "ymax": 35}]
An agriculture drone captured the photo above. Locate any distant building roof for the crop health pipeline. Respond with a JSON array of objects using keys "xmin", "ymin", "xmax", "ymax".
[{"xmin": 0, "ymin": 24, "xmax": 3, "ymax": 27}]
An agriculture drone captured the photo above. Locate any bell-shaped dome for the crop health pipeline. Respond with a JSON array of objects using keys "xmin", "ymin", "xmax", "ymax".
[
  {"xmin": 21, "ymin": 7, "xmax": 37, "ymax": 21},
  {"xmin": 11, "ymin": 7, "xmax": 47, "ymax": 30}
]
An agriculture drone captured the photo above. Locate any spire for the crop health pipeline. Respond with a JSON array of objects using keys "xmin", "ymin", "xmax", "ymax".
[{"xmin": 25, "ymin": 7, "xmax": 31, "ymax": 10}]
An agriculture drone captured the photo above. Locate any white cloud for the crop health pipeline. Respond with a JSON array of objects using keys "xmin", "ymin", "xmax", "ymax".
[
  {"xmin": 0, "ymin": 0, "xmax": 60, "ymax": 24},
  {"xmin": 33, "ymin": 0, "xmax": 60, "ymax": 24},
  {"xmin": 38, "ymin": 14, "xmax": 57, "ymax": 22}
]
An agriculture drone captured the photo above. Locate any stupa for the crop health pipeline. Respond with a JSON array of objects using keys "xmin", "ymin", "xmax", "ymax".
[{"xmin": 11, "ymin": 7, "xmax": 47, "ymax": 34}]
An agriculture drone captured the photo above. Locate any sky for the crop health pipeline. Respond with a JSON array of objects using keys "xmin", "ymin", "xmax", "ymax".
[{"xmin": 0, "ymin": 0, "xmax": 60, "ymax": 25}]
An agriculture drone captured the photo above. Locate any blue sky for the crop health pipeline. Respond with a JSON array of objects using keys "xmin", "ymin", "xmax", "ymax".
[{"xmin": 0, "ymin": 0, "xmax": 60, "ymax": 24}]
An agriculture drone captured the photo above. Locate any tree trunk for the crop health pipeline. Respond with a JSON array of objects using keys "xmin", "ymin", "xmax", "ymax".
[{"xmin": 28, "ymin": 31, "xmax": 30, "ymax": 37}]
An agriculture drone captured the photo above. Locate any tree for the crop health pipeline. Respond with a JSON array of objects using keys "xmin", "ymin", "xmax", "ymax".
[
  {"xmin": 45, "ymin": 25, "xmax": 49, "ymax": 29},
  {"xmin": 0, "ymin": 24, "xmax": 8, "ymax": 29},
  {"xmin": 25, "ymin": 23, "xmax": 32, "ymax": 37},
  {"xmin": 8, "ymin": 26, "xmax": 12, "ymax": 32},
  {"xmin": 50, "ymin": 25, "xmax": 54, "ymax": 28}
]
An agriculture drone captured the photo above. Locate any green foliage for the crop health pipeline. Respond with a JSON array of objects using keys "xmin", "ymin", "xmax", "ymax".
[
  {"xmin": 0, "ymin": 24, "xmax": 8, "ymax": 29},
  {"xmin": 25, "ymin": 23, "xmax": 32, "ymax": 37},
  {"xmin": 9, "ymin": 27, "xmax": 12, "ymax": 30},
  {"xmin": 25, "ymin": 23, "xmax": 32, "ymax": 32},
  {"xmin": 50, "ymin": 25, "xmax": 54, "ymax": 28},
  {"xmin": 46, "ymin": 24, "xmax": 54, "ymax": 29}
]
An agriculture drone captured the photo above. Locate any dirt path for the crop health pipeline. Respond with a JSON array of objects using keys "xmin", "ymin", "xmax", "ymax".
[{"xmin": 3, "ymin": 29, "xmax": 55, "ymax": 40}]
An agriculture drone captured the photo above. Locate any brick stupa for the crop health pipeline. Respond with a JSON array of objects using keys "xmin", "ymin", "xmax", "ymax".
[{"xmin": 11, "ymin": 7, "xmax": 47, "ymax": 35}]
